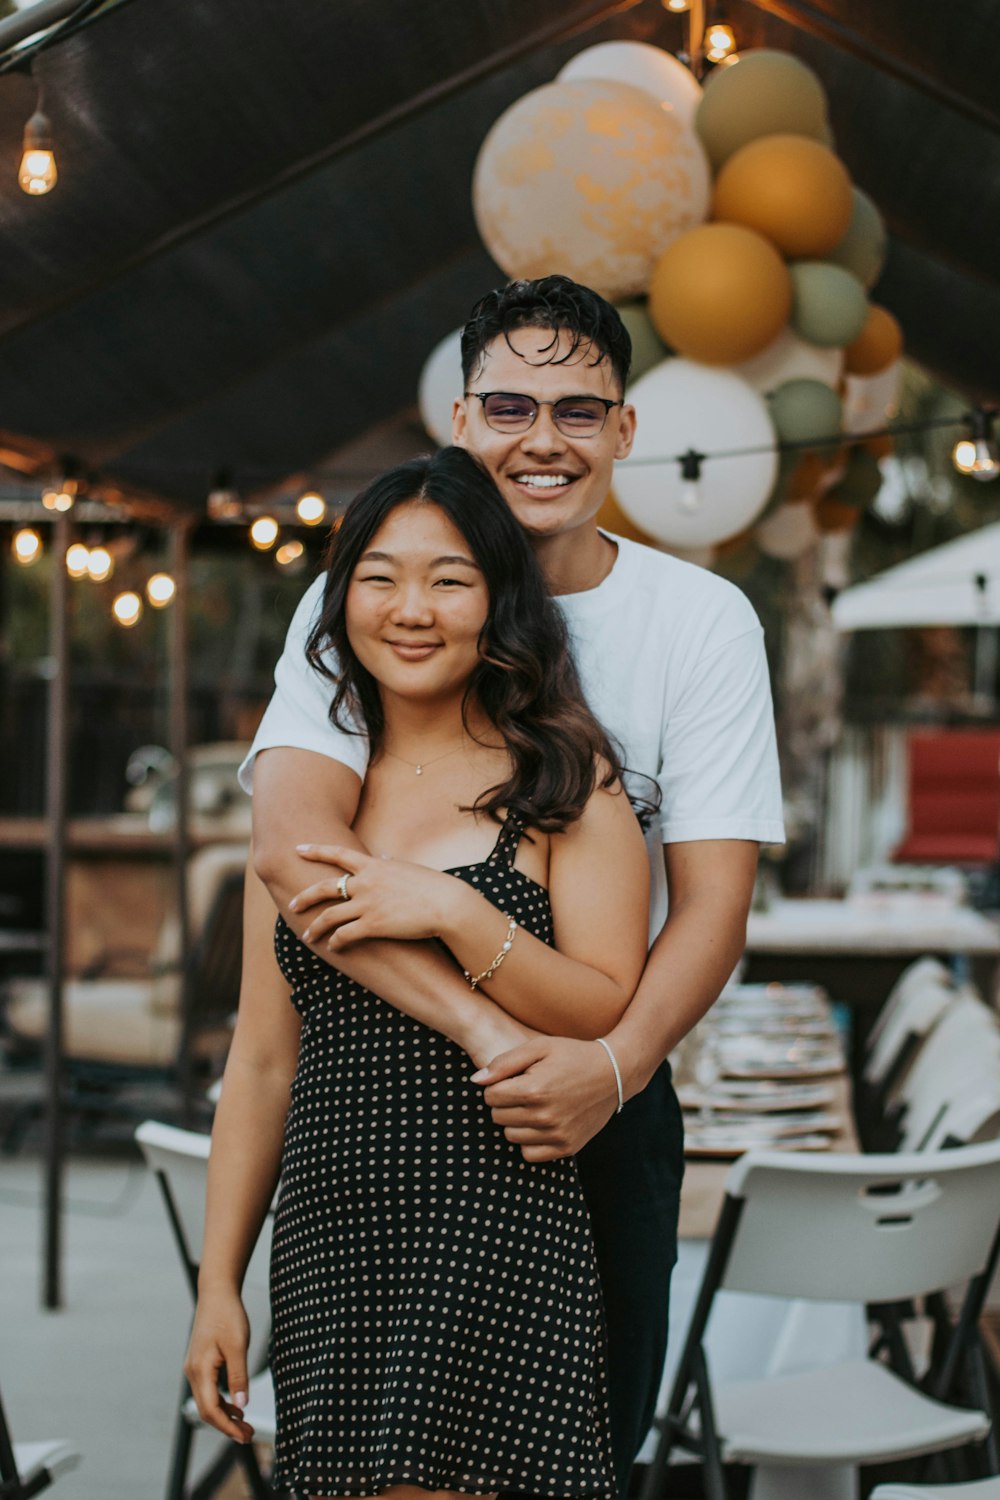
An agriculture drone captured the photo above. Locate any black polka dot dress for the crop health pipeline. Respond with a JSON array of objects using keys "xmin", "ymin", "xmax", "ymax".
[{"xmin": 269, "ymin": 817, "xmax": 615, "ymax": 1499}]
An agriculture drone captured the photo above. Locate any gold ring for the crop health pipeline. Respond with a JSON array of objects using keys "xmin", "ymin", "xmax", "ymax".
[{"xmin": 336, "ymin": 872, "xmax": 351, "ymax": 901}]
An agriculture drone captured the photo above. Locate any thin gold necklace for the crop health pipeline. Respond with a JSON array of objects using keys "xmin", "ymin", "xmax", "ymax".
[{"xmin": 383, "ymin": 741, "xmax": 466, "ymax": 777}]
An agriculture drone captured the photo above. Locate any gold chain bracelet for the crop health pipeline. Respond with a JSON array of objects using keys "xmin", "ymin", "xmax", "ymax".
[{"xmin": 464, "ymin": 915, "xmax": 518, "ymax": 991}]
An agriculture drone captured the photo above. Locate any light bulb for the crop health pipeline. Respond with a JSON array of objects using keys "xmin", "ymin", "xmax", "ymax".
[
  {"xmin": 953, "ymin": 411, "xmax": 1000, "ymax": 483},
  {"xmin": 663, "ymin": 0, "xmax": 690, "ymax": 10},
  {"xmin": 296, "ymin": 491, "xmax": 326, "ymax": 525},
  {"xmin": 146, "ymin": 572, "xmax": 176, "ymax": 607},
  {"xmin": 706, "ymin": 22, "xmax": 736, "ymax": 60},
  {"xmin": 276, "ymin": 540, "xmax": 305, "ymax": 567},
  {"xmin": 250, "ymin": 516, "xmax": 279, "ymax": 550},
  {"xmin": 678, "ymin": 449, "xmax": 704, "ymax": 513},
  {"xmin": 19, "ymin": 109, "xmax": 57, "ymax": 196},
  {"xmin": 86, "ymin": 546, "xmax": 113, "ymax": 582},
  {"xmin": 41, "ymin": 486, "xmax": 75, "ymax": 512},
  {"xmin": 112, "ymin": 591, "xmax": 143, "ymax": 627},
  {"xmin": 66, "ymin": 543, "xmax": 90, "ymax": 578},
  {"xmin": 12, "ymin": 527, "xmax": 42, "ymax": 565}
]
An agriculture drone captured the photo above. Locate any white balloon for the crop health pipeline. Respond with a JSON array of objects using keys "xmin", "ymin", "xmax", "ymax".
[
  {"xmin": 418, "ymin": 329, "xmax": 463, "ymax": 446},
  {"xmin": 733, "ymin": 326, "xmax": 843, "ymax": 396},
  {"xmin": 756, "ymin": 501, "xmax": 820, "ymax": 560},
  {"xmin": 842, "ymin": 359, "xmax": 903, "ymax": 434},
  {"xmin": 615, "ymin": 359, "xmax": 778, "ymax": 548},
  {"xmin": 558, "ymin": 41, "xmax": 702, "ymax": 128}
]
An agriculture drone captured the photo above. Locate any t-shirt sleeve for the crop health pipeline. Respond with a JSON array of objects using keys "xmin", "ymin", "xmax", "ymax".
[
  {"xmin": 658, "ymin": 624, "xmax": 785, "ymax": 846},
  {"xmin": 238, "ymin": 576, "xmax": 369, "ymax": 793}
]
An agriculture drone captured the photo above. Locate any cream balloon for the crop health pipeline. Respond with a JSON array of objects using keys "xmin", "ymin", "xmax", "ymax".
[
  {"xmin": 614, "ymin": 359, "xmax": 778, "ymax": 548},
  {"xmin": 733, "ymin": 326, "xmax": 843, "ymax": 395},
  {"xmin": 558, "ymin": 41, "xmax": 702, "ymax": 128},
  {"xmin": 842, "ymin": 359, "xmax": 903, "ymax": 434},
  {"xmin": 473, "ymin": 79, "xmax": 711, "ymax": 301},
  {"xmin": 418, "ymin": 329, "xmax": 463, "ymax": 446},
  {"xmin": 756, "ymin": 500, "xmax": 821, "ymax": 560}
]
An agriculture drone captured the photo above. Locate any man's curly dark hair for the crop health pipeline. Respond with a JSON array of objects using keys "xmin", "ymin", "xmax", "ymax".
[{"xmin": 460, "ymin": 274, "xmax": 633, "ymax": 393}]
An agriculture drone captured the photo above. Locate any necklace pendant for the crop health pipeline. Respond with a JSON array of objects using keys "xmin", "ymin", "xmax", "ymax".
[{"xmin": 415, "ymin": 765, "xmax": 423, "ymax": 776}]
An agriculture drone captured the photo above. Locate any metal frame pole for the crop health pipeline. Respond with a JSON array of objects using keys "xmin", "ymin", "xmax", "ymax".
[
  {"xmin": 42, "ymin": 508, "xmax": 70, "ymax": 1310},
  {"xmin": 168, "ymin": 520, "xmax": 193, "ymax": 1123}
]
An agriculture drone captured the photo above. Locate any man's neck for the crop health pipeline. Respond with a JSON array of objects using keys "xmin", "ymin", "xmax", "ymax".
[{"xmin": 531, "ymin": 525, "xmax": 618, "ymax": 597}]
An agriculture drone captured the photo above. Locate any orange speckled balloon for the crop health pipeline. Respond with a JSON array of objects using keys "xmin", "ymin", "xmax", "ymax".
[
  {"xmin": 649, "ymin": 223, "xmax": 791, "ymax": 364},
  {"xmin": 843, "ymin": 304, "xmax": 903, "ymax": 375},
  {"xmin": 712, "ymin": 134, "xmax": 853, "ymax": 258}
]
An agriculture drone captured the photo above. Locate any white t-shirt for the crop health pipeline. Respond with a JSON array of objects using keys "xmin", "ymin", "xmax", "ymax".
[{"xmin": 240, "ymin": 533, "xmax": 785, "ymax": 939}]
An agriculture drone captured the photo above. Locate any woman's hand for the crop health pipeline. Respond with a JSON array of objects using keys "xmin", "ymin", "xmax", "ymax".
[
  {"xmin": 290, "ymin": 844, "xmax": 471, "ymax": 949},
  {"xmin": 184, "ymin": 1287, "xmax": 255, "ymax": 1444}
]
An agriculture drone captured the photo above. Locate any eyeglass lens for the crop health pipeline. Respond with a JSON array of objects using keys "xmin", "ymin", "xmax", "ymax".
[{"xmin": 480, "ymin": 393, "xmax": 610, "ymax": 436}]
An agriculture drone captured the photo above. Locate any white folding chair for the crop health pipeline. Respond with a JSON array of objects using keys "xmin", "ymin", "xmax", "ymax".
[
  {"xmin": 0, "ymin": 1388, "xmax": 80, "ymax": 1500},
  {"xmin": 896, "ymin": 998, "xmax": 1000, "ymax": 1152},
  {"xmin": 872, "ymin": 1481, "xmax": 1000, "ymax": 1500},
  {"xmin": 640, "ymin": 1143, "xmax": 1000, "ymax": 1500},
  {"xmin": 135, "ymin": 1121, "xmax": 275, "ymax": 1500},
  {"xmin": 866, "ymin": 959, "xmax": 954, "ymax": 1060}
]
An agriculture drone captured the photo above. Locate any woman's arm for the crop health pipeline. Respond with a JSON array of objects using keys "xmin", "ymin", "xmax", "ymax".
[
  {"xmin": 184, "ymin": 863, "xmax": 301, "ymax": 1444},
  {"xmin": 294, "ymin": 784, "xmax": 650, "ymax": 1040}
]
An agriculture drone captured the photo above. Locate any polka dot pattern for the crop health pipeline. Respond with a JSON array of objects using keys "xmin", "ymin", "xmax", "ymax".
[{"xmin": 269, "ymin": 816, "xmax": 616, "ymax": 1499}]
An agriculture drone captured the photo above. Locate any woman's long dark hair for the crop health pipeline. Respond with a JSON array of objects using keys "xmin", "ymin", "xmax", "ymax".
[{"xmin": 306, "ymin": 446, "xmax": 629, "ymax": 833}]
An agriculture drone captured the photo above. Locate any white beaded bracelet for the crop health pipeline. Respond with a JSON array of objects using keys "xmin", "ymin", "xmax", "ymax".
[
  {"xmin": 464, "ymin": 915, "xmax": 518, "ymax": 991},
  {"xmin": 595, "ymin": 1037, "xmax": 624, "ymax": 1115}
]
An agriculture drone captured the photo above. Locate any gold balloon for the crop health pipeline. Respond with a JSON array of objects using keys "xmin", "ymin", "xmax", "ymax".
[
  {"xmin": 843, "ymin": 304, "xmax": 903, "ymax": 376},
  {"xmin": 649, "ymin": 223, "xmax": 791, "ymax": 365},
  {"xmin": 473, "ymin": 79, "xmax": 711, "ymax": 302},
  {"xmin": 712, "ymin": 134, "xmax": 854, "ymax": 259}
]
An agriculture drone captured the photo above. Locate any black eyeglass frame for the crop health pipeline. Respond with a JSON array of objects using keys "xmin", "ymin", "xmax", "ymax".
[{"xmin": 464, "ymin": 390, "xmax": 624, "ymax": 436}]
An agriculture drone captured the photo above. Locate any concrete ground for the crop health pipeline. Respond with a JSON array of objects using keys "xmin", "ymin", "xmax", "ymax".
[{"xmin": 1, "ymin": 1145, "xmax": 267, "ymax": 1500}]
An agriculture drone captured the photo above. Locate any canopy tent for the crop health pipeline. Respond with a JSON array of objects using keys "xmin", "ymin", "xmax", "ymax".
[{"xmin": 831, "ymin": 524, "xmax": 1000, "ymax": 631}]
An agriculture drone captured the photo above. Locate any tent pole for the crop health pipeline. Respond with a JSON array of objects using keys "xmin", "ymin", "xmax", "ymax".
[
  {"xmin": 169, "ymin": 520, "xmax": 194, "ymax": 1124},
  {"xmin": 42, "ymin": 509, "xmax": 70, "ymax": 1311}
]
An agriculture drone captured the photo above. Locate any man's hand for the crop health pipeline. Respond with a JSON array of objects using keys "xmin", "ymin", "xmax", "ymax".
[{"xmin": 473, "ymin": 1036, "xmax": 619, "ymax": 1161}]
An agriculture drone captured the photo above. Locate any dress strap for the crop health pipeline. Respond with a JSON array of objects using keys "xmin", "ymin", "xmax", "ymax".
[{"xmin": 489, "ymin": 812, "xmax": 523, "ymax": 868}]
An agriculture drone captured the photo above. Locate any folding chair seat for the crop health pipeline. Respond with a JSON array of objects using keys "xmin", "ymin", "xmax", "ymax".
[
  {"xmin": 871, "ymin": 1481, "xmax": 1000, "ymax": 1500},
  {"xmin": 135, "ymin": 1120, "xmax": 276, "ymax": 1500},
  {"xmin": 0, "ymin": 1388, "xmax": 80, "ymax": 1500},
  {"xmin": 640, "ymin": 1143, "xmax": 1000, "ymax": 1500}
]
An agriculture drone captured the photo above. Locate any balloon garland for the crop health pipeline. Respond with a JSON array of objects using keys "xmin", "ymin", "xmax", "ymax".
[{"xmin": 416, "ymin": 41, "xmax": 902, "ymax": 556}]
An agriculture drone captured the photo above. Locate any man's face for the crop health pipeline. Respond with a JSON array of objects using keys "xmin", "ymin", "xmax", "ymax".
[{"xmin": 452, "ymin": 327, "xmax": 636, "ymax": 542}]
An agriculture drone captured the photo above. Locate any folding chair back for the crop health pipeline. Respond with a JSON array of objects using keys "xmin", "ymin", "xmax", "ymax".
[
  {"xmin": 721, "ymin": 1142, "xmax": 1000, "ymax": 1306},
  {"xmin": 897, "ymin": 998, "xmax": 1000, "ymax": 1151},
  {"xmin": 864, "ymin": 977, "xmax": 956, "ymax": 1091},
  {"xmin": 917, "ymin": 1076, "xmax": 1000, "ymax": 1152},
  {"xmin": 865, "ymin": 957, "xmax": 952, "ymax": 1067}
]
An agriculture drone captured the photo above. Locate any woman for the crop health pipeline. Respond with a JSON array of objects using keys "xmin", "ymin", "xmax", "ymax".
[{"xmin": 185, "ymin": 447, "xmax": 650, "ymax": 1500}]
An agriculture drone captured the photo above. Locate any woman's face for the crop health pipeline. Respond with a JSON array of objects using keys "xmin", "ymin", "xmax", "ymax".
[{"xmin": 345, "ymin": 500, "xmax": 489, "ymax": 708}]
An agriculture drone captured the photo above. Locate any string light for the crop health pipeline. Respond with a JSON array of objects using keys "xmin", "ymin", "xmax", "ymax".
[
  {"xmin": 250, "ymin": 516, "xmax": 279, "ymax": 550},
  {"xmin": 12, "ymin": 528, "xmax": 42, "ymax": 565},
  {"xmin": 66, "ymin": 543, "xmax": 90, "ymax": 578},
  {"xmin": 662, "ymin": 0, "xmax": 690, "ymax": 10},
  {"xmin": 41, "ymin": 483, "xmax": 76, "ymax": 512},
  {"xmin": 705, "ymin": 22, "xmax": 736, "ymax": 61},
  {"xmin": 145, "ymin": 572, "xmax": 176, "ymax": 607},
  {"xmin": 86, "ymin": 546, "xmax": 113, "ymax": 582},
  {"xmin": 276, "ymin": 540, "xmax": 305, "ymax": 567},
  {"xmin": 679, "ymin": 450, "xmax": 704, "ymax": 513},
  {"xmin": 18, "ymin": 100, "xmax": 57, "ymax": 196},
  {"xmin": 112, "ymin": 591, "xmax": 143, "ymax": 627},
  {"xmin": 296, "ymin": 491, "xmax": 327, "ymax": 525},
  {"xmin": 952, "ymin": 410, "xmax": 1000, "ymax": 483}
]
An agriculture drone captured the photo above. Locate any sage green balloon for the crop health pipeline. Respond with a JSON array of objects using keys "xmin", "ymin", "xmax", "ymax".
[
  {"xmin": 695, "ymin": 50, "xmax": 830, "ymax": 171},
  {"xmin": 616, "ymin": 301, "xmax": 670, "ymax": 382},
  {"xmin": 768, "ymin": 378, "xmax": 844, "ymax": 445},
  {"xmin": 826, "ymin": 188, "xmax": 887, "ymax": 290},
  {"xmin": 790, "ymin": 262, "xmax": 868, "ymax": 347}
]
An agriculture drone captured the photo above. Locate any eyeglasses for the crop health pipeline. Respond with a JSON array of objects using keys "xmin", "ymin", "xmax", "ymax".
[{"xmin": 465, "ymin": 391, "xmax": 623, "ymax": 438}]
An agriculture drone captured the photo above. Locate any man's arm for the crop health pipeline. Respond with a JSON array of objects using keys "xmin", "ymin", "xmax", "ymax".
[
  {"xmin": 252, "ymin": 746, "xmax": 535, "ymax": 1070},
  {"xmin": 479, "ymin": 839, "xmax": 759, "ymax": 1161}
]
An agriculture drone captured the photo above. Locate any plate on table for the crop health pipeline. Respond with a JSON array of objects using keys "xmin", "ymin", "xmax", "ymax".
[
  {"xmin": 721, "ymin": 1057, "xmax": 845, "ymax": 1080},
  {"xmin": 682, "ymin": 1109, "xmax": 841, "ymax": 1136},
  {"xmin": 713, "ymin": 1016, "xmax": 838, "ymax": 1040},
  {"xmin": 677, "ymin": 1080, "xmax": 837, "ymax": 1113},
  {"xmin": 683, "ymin": 1129, "xmax": 834, "ymax": 1159}
]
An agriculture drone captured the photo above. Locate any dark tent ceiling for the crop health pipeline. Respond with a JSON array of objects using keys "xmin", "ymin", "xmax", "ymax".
[{"xmin": 0, "ymin": 0, "xmax": 997, "ymax": 511}]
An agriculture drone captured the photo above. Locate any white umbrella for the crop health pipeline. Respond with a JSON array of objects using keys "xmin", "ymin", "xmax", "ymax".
[{"xmin": 832, "ymin": 522, "xmax": 1000, "ymax": 631}]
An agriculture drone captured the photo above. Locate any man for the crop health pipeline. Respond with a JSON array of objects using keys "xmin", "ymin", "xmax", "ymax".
[{"xmin": 241, "ymin": 275, "xmax": 784, "ymax": 1494}]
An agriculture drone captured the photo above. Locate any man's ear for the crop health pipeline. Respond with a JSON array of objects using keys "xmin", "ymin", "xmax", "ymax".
[
  {"xmin": 452, "ymin": 397, "xmax": 469, "ymax": 447},
  {"xmin": 614, "ymin": 403, "xmax": 637, "ymax": 461}
]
